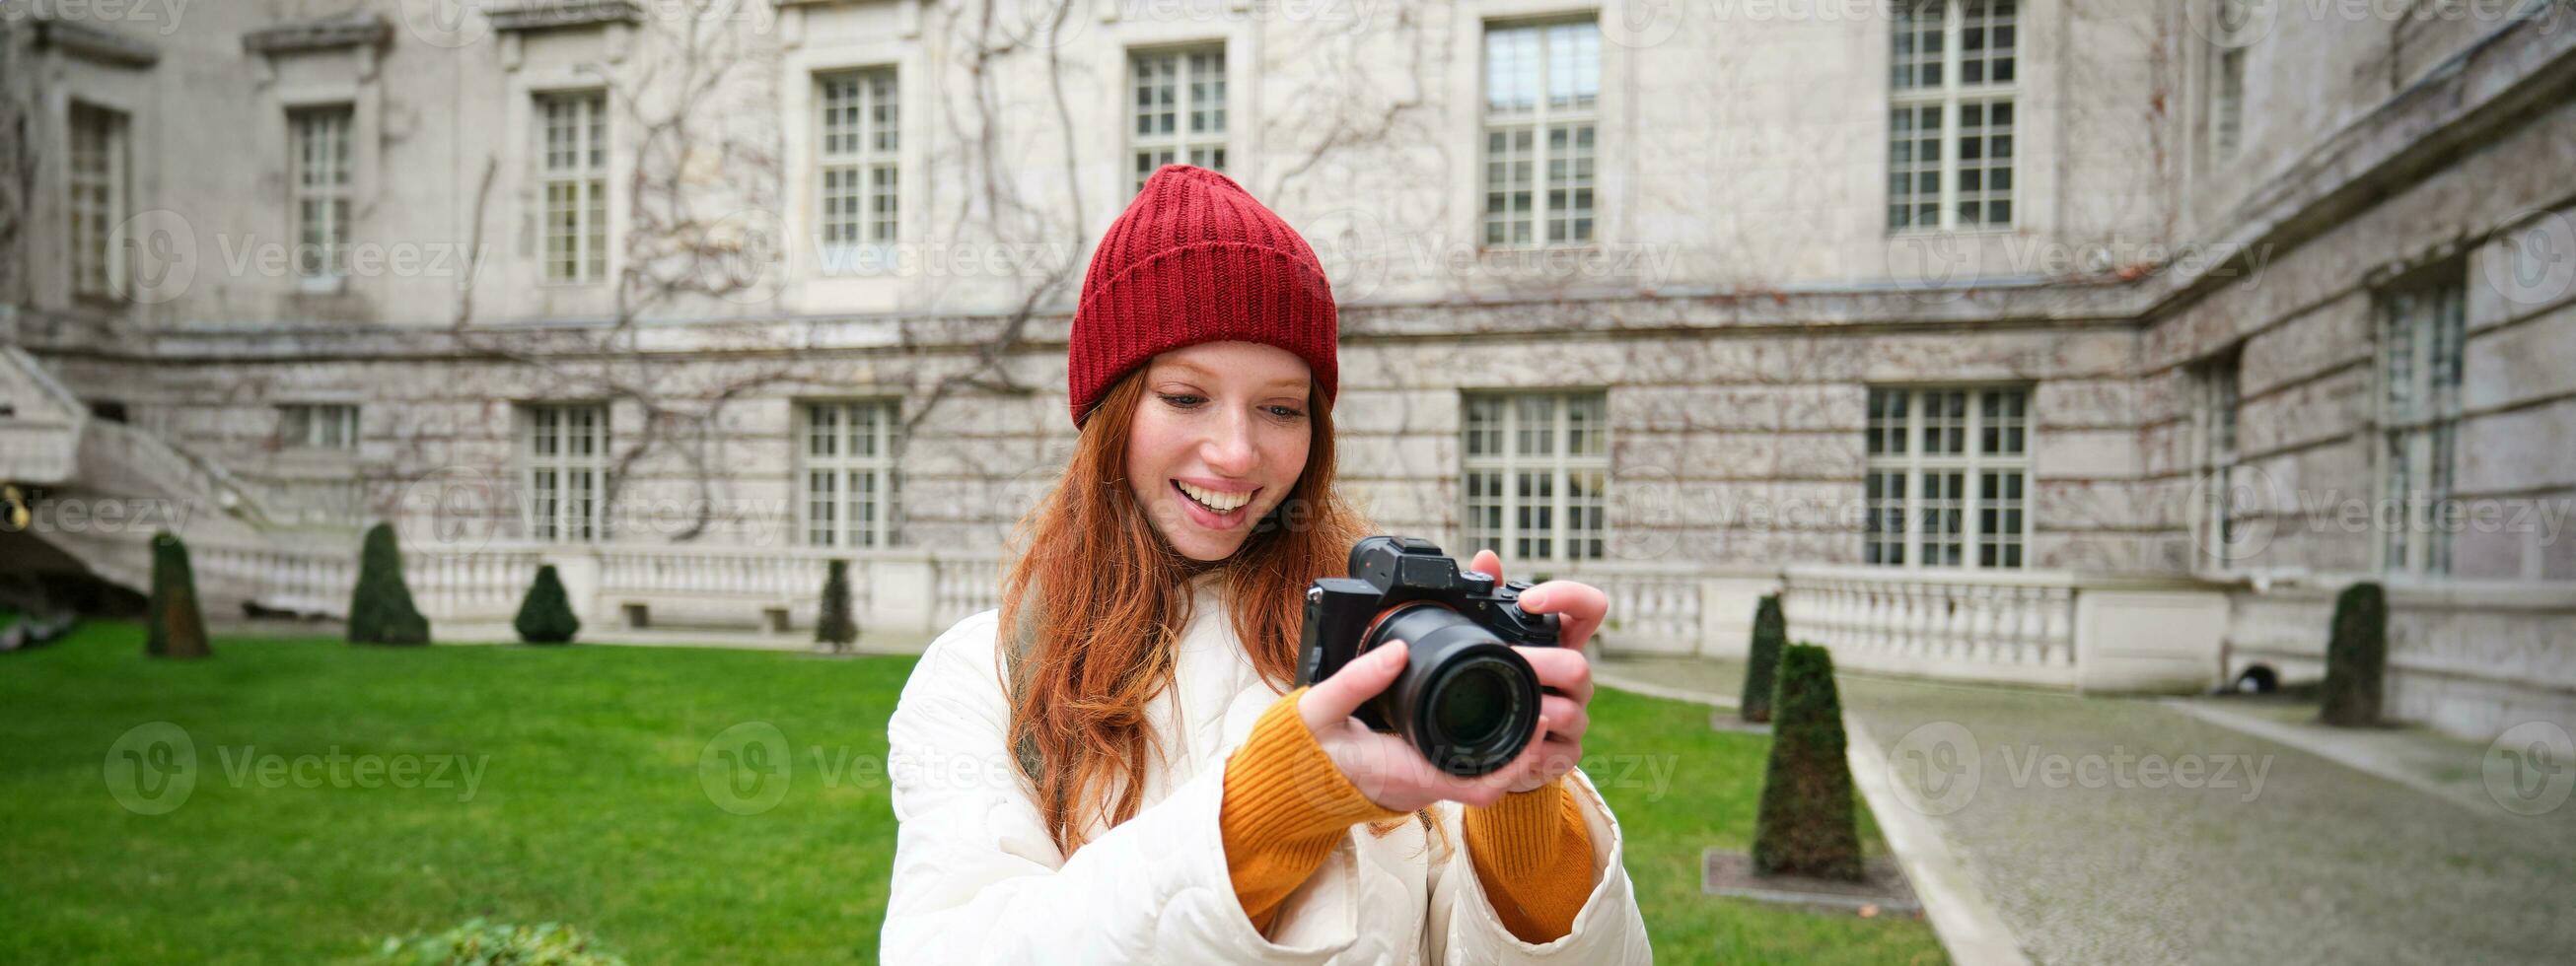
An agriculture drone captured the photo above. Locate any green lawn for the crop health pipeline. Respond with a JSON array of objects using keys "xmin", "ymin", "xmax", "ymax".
[{"xmin": 1, "ymin": 623, "xmax": 1944, "ymax": 964}]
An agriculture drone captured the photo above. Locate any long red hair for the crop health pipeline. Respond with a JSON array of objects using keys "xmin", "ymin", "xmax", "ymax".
[{"xmin": 997, "ymin": 369, "xmax": 1388, "ymax": 856}]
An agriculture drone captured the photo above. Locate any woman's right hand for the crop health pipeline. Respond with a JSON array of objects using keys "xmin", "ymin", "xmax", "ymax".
[{"xmin": 1298, "ymin": 642, "xmax": 1551, "ymax": 812}]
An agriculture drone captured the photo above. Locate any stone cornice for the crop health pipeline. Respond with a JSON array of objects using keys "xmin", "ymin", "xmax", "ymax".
[
  {"xmin": 28, "ymin": 15, "xmax": 159, "ymax": 68},
  {"xmin": 483, "ymin": 0, "xmax": 646, "ymax": 34},
  {"xmin": 242, "ymin": 13, "xmax": 392, "ymax": 56}
]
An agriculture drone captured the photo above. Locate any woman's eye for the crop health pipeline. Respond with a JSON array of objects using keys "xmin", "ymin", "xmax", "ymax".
[
  {"xmin": 1160, "ymin": 393, "xmax": 1205, "ymax": 409},
  {"xmin": 1266, "ymin": 405, "xmax": 1308, "ymax": 420}
]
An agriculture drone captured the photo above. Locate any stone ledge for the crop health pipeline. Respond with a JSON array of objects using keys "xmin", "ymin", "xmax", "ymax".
[
  {"xmin": 242, "ymin": 13, "xmax": 392, "ymax": 56},
  {"xmin": 28, "ymin": 15, "xmax": 158, "ymax": 68},
  {"xmin": 484, "ymin": 0, "xmax": 645, "ymax": 34}
]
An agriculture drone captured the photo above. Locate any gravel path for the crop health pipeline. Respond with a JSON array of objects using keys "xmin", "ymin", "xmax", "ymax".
[{"xmin": 1601, "ymin": 656, "xmax": 2576, "ymax": 965}]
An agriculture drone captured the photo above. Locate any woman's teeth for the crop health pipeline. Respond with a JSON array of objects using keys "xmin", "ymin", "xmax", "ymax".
[{"xmin": 1176, "ymin": 481, "xmax": 1251, "ymax": 514}]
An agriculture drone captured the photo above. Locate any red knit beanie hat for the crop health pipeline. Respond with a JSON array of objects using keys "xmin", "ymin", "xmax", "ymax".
[{"xmin": 1066, "ymin": 165, "xmax": 1339, "ymax": 427}]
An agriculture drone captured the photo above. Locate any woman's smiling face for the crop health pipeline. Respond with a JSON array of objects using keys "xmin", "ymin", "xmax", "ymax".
[{"xmin": 1123, "ymin": 341, "xmax": 1316, "ymax": 562}]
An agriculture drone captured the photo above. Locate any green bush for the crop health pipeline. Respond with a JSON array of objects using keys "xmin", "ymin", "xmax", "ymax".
[
  {"xmin": 375, "ymin": 918, "xmax": 627, "ymax": 966},
  {"xmin": 816, "ymin": 558, "xmax": 859, "ymax": 653},
  {"xmin": 513, "ymin": 564, "xmax": 581, "ymax": 645},
  {"xmin": 145, "ymin": 530, "xmax": 210, "ymax": 659},
  {"xmin": 1752, "ymin": 642, "xmax": 1862, "ymax": 881},
  {"xmin": 347, "ymin": 522, "xmax": 430, "ymax": 646},
  {"xmin": 2318, "ymin": 582, "xmax": 2388, "ymax": 727},
  {"xmin": 1740, "ymin": 593, "xmax": 1786, "ymax": 723}
]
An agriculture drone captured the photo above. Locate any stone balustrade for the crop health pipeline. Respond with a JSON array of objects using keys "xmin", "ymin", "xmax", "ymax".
[{"xmin": 1782, "ymin": 565, "xmax": 2085, "ymax": 688}]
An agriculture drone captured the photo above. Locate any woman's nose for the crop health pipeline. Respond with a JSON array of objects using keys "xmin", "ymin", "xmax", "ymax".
[{"xmin": 1200, "ymin": 412, "xmax": 1259, "ymax": 476}]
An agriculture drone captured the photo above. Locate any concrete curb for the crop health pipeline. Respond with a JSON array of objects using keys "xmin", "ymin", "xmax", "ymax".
[
  {"xmin": 1595, "ymin": 674, "xmax": 2030, "ymax": 965},
  {"xmin": 1842, "ymin": 715, "xmax": 2032, "ymax": 966},
  {"xmin": 1594, "ymin": 669, "xmax": 1739, "ymax": 711}
]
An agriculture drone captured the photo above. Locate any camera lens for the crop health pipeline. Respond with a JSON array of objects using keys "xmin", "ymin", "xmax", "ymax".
[
  {"xmin": 1365, "ymin": 603, "xmax": 1541, "ymax": 777},
  {"xmin": 1432, "ymin": 660, "xmax": 1513, "ymax": 746}
]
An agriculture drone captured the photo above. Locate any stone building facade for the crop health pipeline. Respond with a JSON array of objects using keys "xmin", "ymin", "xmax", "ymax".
[{"xmin": 1, "ymin": 0, "xmax": 2570, "ymax": 740}]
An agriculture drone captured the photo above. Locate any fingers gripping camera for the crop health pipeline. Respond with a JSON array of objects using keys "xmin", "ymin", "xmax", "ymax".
[{"xmin": 1295, "ymin": 536, "xmax": 1564, "ymax": 778}]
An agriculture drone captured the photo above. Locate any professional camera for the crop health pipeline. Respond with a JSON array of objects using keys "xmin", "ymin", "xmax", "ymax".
[{"xmin": 1295, "ymin": 536, "xmax": 1562, "ymax": 777}]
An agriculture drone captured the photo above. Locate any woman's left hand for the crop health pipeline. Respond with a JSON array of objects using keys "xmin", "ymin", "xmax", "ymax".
[{"xmin": 1467, "ymin": 549, "xmax": 1607, "ymax": 795}]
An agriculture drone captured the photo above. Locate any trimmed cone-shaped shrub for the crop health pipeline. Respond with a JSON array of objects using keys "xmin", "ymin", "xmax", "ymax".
[
  {"xmin": 816, "ymin": 559, "xmax": 859, "ymax": 654},
  {"xmin": 347, "ymin": 522, "xmax": 431, "ymax": 646},
  {"xmin": 2318, "ymin": 582, "xmax": 2388, "ymax": 727},
  {"xmin": 1740, "ymin": 593, "xmax": 1787, "ymax": 723},
  {"xmin": 513, "ymin": 565, "xmax": 581, "ymax": 644},
  {"xmin": 1752, "ymin": 643, "xmax": 1863, "ymax": 881},
  {"xmin": 145, "ymin": 530, "xmax": 210, "ymax": 659}
]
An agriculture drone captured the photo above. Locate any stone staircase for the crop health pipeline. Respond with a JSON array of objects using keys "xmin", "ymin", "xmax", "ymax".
[{"xmin": 0, "ymin": 344, "xmax": 333, "ymax": 617}]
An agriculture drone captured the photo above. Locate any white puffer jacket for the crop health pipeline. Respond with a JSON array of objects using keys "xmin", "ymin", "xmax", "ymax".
[{"xmin": 881, "ymin": 572, "xmax": 1654, "ymax": 964}]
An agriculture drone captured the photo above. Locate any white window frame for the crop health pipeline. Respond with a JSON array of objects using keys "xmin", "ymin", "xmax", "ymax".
[
  {"xmin": 1480, "ymin": 17, "xmax": 1599, "ymax": 248},
  {"xmin": 1865, "ymin": 386, "xmax": 2033, "ymax": 569},
  {"xmin": 2374, "ymin": 273, "xmax": 2466, "ymax": 576},
  {"xmin": 816, "ymin": 67, "xmax": 899, "ymax": 256},
  {"xmin": 522, "ymin": 402, "xmax": 610, "ymax": 543},
  {"xmin": 291, "ymin": 105, "xmax": 355, "ymax": 288},
  {"xmin": 2189, "ymin": 351, "xmax": 2244, "ymax": 568},
  {"xmin": 536, "ymin": 90, "xmax": 608, "ymax": 284},
  {"xmin": 1888, "ymin": 0, "xmax": 2018, "ymax": 233},
  {"xmin": 1128, "ymin": 44, "xmax": 1229, "ymax": 192},
  {"xmin": 797, "ymin": 399, "xmax": 901, "ymax": 549},
  {"xmin": 68, "ymin": 101, "xmax": 129, "ymax": 302},
  {"xmin": 278, "ymin": 403, "xmax": 360, "ymax": 451},
  {"xmin": 1462, "ymin": 391, "xmax": 1609, "ymax": 566}
]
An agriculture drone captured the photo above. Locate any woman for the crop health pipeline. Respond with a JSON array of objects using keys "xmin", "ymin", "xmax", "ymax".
[{"xmin": 882, "ymin": 165, "xmax": 1652, "ymax": 963}]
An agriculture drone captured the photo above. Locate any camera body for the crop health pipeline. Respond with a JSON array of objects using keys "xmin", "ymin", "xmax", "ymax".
[{"xmin": 1296, "ymin": 536, "xmax": 1562, "ymax": 776}]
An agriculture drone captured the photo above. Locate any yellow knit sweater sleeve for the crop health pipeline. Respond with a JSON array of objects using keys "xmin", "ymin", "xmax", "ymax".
[
  {"xmin": 1463, "ymin": 776, "xmax": 1596, "ymax": 942},
  {"xmin": 1219, "ymin": 687, "xmax": 1595, "ymax": 941},
  {"xmin": 1220, "ymin": 686, "xmax": 1410, "ymax": 934}
]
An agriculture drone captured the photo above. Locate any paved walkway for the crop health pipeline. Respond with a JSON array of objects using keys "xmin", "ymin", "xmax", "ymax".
[{"xmin": 1601, "ymin": 655, "xmax": 2576, "ymax": 965}]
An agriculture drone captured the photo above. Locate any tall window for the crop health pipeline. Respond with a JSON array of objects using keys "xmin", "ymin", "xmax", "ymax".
[
  {"xmin": 68, "ymin": 102, "xmax": 129, "ymax": 300},
  {"xmin": 1865, "ymin": 387, "xmax": 2031, "ymax": 568},
  {"xmin": 278, "ymin": 403, "xmax": 359, "ymax": 450},
  {"xmin": 1462, "ymin": 392, "xmax": 1608, "ymax": 564},
  {"xmin": 291, "ymin": 105, "xmax": 355, "ymax": 282},
  {"xmin": 800, "ymin": 400, "xmax": 900, "ymax": 548},
  {"xmin": 2191, "ymin": 352, "xmax": 2244, "ymax": 562},
  {"xmin": 523, "ymin": 403, "xmax": 608, "ymax": 542},
  {"xmin": 1889, "ymin": 0, "xmax": 2017, "ymax": 232},
  {"xmin": 2378, "ymin": 275, "xmax": 2466, "ymax": 575},
  {"xmin": 2207, "ymin": 0, "xmax": 2251, "ymax": 163},
  {"xmin": 818, "ymin": 68, "xmax": 899, "ymax": 248},
  {"xmin": 1129, "ymin": 45, "xmax": 1227, "ymax": 191},
  {"xmin": 537, "ymin": 91, "xmax": 608, "ymax": 283},
  {"xmin": 1482, "ymin": 18, "xmax": 1598, "ymax": 246}
]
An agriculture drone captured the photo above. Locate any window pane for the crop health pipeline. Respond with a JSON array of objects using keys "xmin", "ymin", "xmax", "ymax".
[{"xmin": 1461, "ymin": 392, "xmax": 1607, "ymax": 563}]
